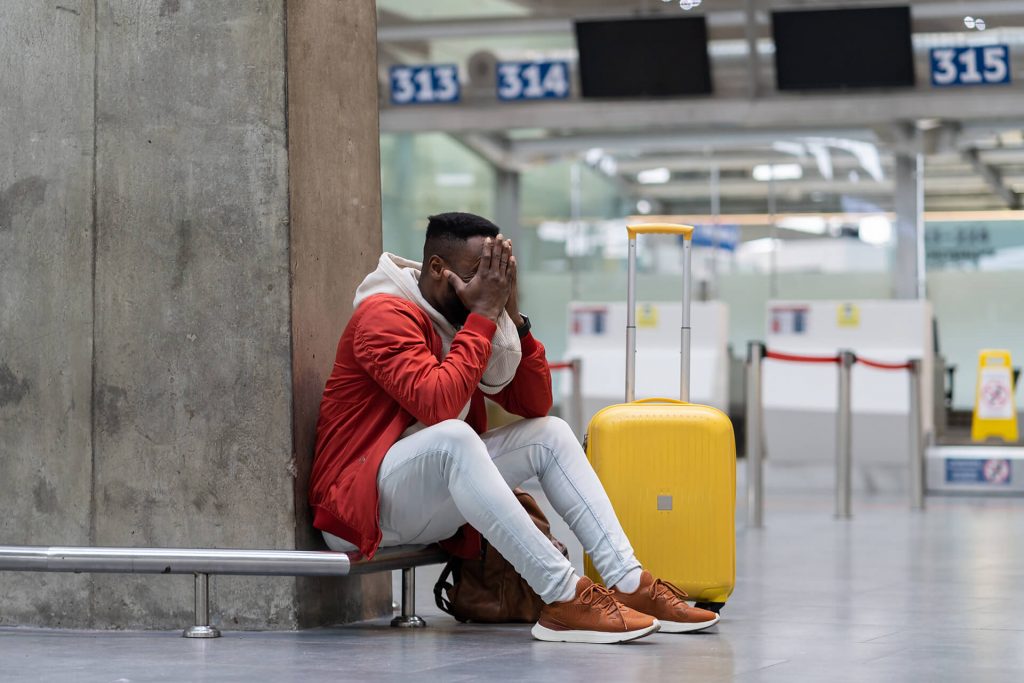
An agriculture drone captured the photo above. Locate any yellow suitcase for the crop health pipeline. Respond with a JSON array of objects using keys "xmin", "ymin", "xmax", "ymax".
[{"xmin": 584, "ymin": 224, "xmax": 736, "ymax": 611}]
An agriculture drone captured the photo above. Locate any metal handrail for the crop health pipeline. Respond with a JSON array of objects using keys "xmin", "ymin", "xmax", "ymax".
[
  {"xmin": 0, "ymin": 543, "xmax": 447, "ymax": 638},
  {"xmin": 0, "ymin": 544, "xmax": 446, "ymax": 576}
]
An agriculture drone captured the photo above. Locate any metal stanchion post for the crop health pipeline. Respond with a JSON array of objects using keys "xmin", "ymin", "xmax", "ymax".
[
  {"xmin": 746, "ymin": 341, "xmax": 765, "ymax": 528},
  {"xmin": 908, "ymin": 359, "xmax": 925, "ymax": 510},
  {"xmin": 571, "ymin": 357, "xmax": 585, "ymax": 441},
  {"xmin": 183, "ymin": 572, "xmax": 220, "ymax": 638},
  {"xmin": 390, "ymin": 567, "xmax": 426, "ymax": 628},
  {"xmin": 835, "ymin": 350, "xmax": 855, "ymax": 519}
]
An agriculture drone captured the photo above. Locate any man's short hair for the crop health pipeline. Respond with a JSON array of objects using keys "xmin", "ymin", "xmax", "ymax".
[{"xmin": 423, "ymin": 212, "xmax": 501, "ymax": 264}]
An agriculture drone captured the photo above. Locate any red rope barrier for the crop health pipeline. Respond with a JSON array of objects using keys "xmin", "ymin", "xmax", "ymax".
[
  {"xmin": 764, "ymin": 350, "xmax": 841, "ymax": 364},
  {"xmin": 548, "ymin": 362, "xmax": 575, "ymax": 371},
  {"xmin": 856, "ymin": 357, "xmax": 913, "ymax": 371},
  {"xmin": 762, "ymin": 348, "xmax": 912, "ymax": 371}
]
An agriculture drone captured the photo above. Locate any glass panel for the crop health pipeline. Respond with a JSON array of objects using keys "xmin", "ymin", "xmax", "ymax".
[{"xmin": 380, "ymin": 133, "xmax": 496, "ymax": 260}]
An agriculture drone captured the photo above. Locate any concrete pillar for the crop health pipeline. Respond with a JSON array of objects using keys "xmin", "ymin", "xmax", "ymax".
[
  {"xmin": 893, "ymin": 150, "xmax": 926, "ymax": 300},
  {"xmin": 87, "ymin": 0, "xmax": 295, "ymax": 631},
  {"xmin": 0, "ymin": 0, "xmax": 385, "ymax": 630},
  {"xmin": 0, "ymin": 0, "xmax": 97, "ymax": 626},
  {"xmin": 285, "ymin": 0, "xmax": 390, "ymax": 627}
]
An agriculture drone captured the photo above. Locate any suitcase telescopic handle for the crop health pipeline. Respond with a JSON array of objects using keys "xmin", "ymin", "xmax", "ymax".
[
  {"xmin": 632, "ymin": 397, "xmax": 687, "ymax": 406},
  {"xmin": 625, "ymin": 223, "xmax": 695, "ymax": 404},
  {"xmin": 626, "ymin": 224, "xmax": 695, "ymax": 238}
]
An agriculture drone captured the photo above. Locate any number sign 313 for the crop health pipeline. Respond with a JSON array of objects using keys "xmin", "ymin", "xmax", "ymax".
[
  {"xmin": 931, "ymin": 45, "xmax": 1011, "ymax": 87},
  {"xmin": 497, "ymin": 61, "xmax": 571, "ymax": 101},
  {"xmin": 390, "ymin": 65, "xmax": 460, "ymax": 105}
]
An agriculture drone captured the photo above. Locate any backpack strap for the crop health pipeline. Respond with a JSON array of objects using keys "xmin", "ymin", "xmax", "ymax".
[{"xmin": 433, "ymin": 559, "xmax": 461, "ymax": 619}]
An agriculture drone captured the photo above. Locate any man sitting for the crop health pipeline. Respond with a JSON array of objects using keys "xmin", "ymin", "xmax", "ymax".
[{"xmin": 309, "ymin": 212, "xmax": 718, "ymax": 643}]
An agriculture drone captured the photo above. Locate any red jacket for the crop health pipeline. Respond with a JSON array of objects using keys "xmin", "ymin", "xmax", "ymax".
[{"xmin": 310, "ymin": 293, "xmax": 553, "ymax": 559}]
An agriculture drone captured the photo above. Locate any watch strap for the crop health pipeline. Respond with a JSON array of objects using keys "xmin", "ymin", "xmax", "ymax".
[{"xmin": 515, "ymin": 314, "xmax": 531, "ymax": 339}]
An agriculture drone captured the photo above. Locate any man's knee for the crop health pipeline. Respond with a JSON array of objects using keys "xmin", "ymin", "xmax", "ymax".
[
  {"xmin": 523, "ymin": 416, "xmax": 579, "ymax": 446},
  {"xmin": 548, "ymin": 416, "xmax": 578, "ymax": 440},
  {"xmin": 515, "ymin": 417, "xmax": 586, "ymax": 470},
  {"xmin": 432, "ymin": 418, "xmax": 482, "ymax": 445},
  {"xmin": 430, "ymin": 419, "xmax": 490, "ymax": 470}
]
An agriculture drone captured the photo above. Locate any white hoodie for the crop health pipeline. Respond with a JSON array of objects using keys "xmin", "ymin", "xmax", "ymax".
[{"xmin": 353, "ymin": 253, "xmax": 523, "ymax": 434}]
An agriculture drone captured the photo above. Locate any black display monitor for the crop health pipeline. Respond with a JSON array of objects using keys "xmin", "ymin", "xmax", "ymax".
[
  {"xmin": 574, "ymin": 16, "xmax": 712, "ymax": 98},
  {"xmin": 772, "ymin": 6, "xmax": 916, "ymax": 91}
]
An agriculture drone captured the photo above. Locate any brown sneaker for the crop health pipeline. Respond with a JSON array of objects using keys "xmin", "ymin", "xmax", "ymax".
[
  {"xmin": 531, "ymin": 577, "xmax": 660, "ymax": 644},
  {"xmin": 612, "ymin": 571, "xmax": 720, "ymax": 634}
]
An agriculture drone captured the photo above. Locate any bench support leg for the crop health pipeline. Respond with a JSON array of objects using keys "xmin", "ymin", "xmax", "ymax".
[
  {"xmin": 183, "ymin": 572, "xmax": 221, "ymax": 638},
  {"xmin": 390, "ymin": 567, "xmax": 426, "ymax": 628}
]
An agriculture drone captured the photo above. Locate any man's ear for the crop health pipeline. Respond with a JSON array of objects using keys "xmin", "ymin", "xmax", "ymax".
[{"xmin": 426, "ymin": 255, "xmax": 446, "ymax": 281}]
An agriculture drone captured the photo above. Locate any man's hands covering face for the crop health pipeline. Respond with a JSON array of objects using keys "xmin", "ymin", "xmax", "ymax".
[
  {"xmin": 444, "ymin": 235, "xmax": 514, "ymax": 324},
  {"xmin": 504, "ymin": 244, "xmax": 524, "ymax": 328}
]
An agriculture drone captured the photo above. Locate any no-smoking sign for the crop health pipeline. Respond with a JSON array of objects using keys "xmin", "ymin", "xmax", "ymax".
[
  {"xmin": 977, "ymin": 368, "xmax": 1014, "ymax": 419},
  {"xmin": 982, "ymin": 458, "xmax": 1011, "ymax": 484},
  {"xmin": 982, "ymin": 380, "xmax": 1009, "ymax": 408}
]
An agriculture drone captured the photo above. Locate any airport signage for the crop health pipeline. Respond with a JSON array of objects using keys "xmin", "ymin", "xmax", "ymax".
[
  {"xmin": 389, "ymin": 64, "xmax": 461, "ymax": 105},
  {"xmin": 692, "ymin": 225, "xmax": 740, "ymax": 251},
  {"xmin": 497, "ymin": 61, "xmax": 571, "ymax": 101},
  {"xmin": 945, "ymin": 458, "xmax": 1012, "ymax": 485},
  {"xmin": 922, "ymin": 221, "xmax": 1024, "ymax": 268},
  {"xmin": 930, "ymin": 45, "xmax": 1011, "ymax": 87}
]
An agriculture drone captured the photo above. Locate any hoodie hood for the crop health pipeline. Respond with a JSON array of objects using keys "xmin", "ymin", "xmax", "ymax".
[{"xmin": 354, "ymin": 253, "xmax": 521, "ymax": 395}]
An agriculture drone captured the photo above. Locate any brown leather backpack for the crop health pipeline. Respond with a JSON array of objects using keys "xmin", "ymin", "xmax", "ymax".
[{"xmin": 433, "ymin": 489, "xmax": 568, "ymax": 623}]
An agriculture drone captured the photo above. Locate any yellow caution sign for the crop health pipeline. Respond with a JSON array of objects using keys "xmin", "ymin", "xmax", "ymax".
[
  {"xmin": 971, "ymin": 349, "xmax": 1019, "ymax": 443},
  {"xmin": 837, "ymin": 303, "xmax": 860, "ymax": 328},
  {"xmin": 637, "ymin": 304, "xmax": 659, "ymax": 329}
]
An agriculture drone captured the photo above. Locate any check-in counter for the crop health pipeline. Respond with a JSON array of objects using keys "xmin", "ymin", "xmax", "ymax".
[{"xmin": 564, "ymin": 301, "xmax": 730, "ymax": 425}]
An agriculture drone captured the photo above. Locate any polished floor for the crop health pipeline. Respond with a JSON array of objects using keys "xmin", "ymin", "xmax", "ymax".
[{"xmin": 3, "ymin": 463, "xmax": 1024, "ymax": 682}]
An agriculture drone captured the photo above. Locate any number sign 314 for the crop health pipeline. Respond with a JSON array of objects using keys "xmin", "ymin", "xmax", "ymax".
[
  {"xmin": 931, "ymin": 45, "xmax": 1011, "ymax": 87},
  {"xmin": 497, "ymin": 61, "xmax": 571, "ymax": 101}
]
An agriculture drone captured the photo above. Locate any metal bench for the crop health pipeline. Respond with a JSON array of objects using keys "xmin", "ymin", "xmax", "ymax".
[{"xmin": 0, "ymin": 544, "xmax": 448, "ymax": 638}]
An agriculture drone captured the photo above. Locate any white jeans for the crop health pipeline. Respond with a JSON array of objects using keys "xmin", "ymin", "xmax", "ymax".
[{"xmin": 323, "ymin": 417, "xmax": 641, "ymax": 604}]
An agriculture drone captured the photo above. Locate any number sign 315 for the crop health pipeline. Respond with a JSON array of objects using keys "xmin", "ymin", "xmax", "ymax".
[
  {"xmin": 497, "ymin": 61, "xmax": 571, "ymax": 101},
  {"xmin": 931, "ymin": 45, "xmax": 1011, "ymax": 87}
]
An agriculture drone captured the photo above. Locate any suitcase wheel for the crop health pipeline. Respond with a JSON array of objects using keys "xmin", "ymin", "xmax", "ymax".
[{"xmin": 694, "ymin": 601, "xmax": 725, "ymax": 614}]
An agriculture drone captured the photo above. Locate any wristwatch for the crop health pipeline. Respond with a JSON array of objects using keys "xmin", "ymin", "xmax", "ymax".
[{"xmin": 515, "ymin": 313, "xmax": 532, "ymax": 339}]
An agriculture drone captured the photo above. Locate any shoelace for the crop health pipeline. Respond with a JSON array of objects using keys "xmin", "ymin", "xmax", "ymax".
[
  {"xmin": 579, "ymin": 582, "xmax": 622, "ymax": 616},
  {"xmin": 651, "ymin": 578, "xmax": 690, "ymax": 608}
]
